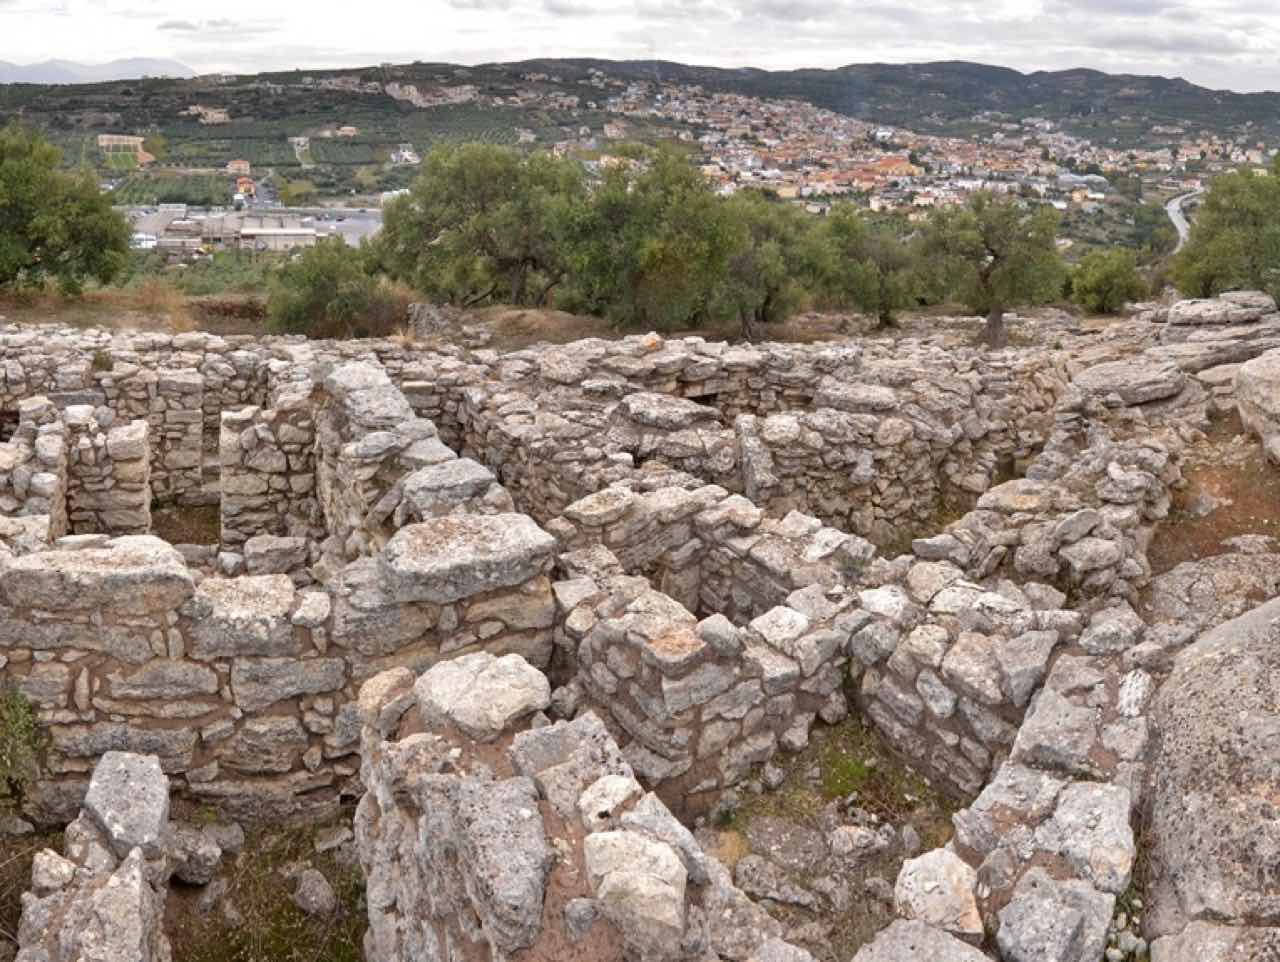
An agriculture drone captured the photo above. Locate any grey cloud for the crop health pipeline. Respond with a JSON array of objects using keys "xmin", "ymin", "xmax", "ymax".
[
  {"xmin": 543, "ymin": 0, "xmax": 606, "ymax": 15},
  {"xmin": 1073, "ymin": 25, "xmax": 1252, "ymax": 56},
  {"xmin": 1045, "ymin": 0, "xmax": 1183, "ymax": 13},
  {"xmin": 445, "ymin": 0, "xmax": 513, "ymax": 8},
  {"xmin": 157, "ymin": 19, "xmax": 198, "ymax": 31}
]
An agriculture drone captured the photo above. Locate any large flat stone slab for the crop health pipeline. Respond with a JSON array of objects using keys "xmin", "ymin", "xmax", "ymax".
[
  {"xmin": 1072, "ymin": 358, "xmax": 1185, "ymax": 405},
  {"xmin": 0, "ymin": 535, "xmax": 194, "ymax": 614},
  {"xmin": 379, "ymin": 513, "xmax": 555, "ymax": 604}
]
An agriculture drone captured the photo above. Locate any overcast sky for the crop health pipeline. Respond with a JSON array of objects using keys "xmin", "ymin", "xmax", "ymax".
[{"xmin": 2, "ymin": 0, "xmax": 1278, "ymax": 93}]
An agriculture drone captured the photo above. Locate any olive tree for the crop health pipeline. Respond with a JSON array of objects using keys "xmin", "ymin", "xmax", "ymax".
[
  {"xmin": 922, "ymin": 191, "xmax": 1065, "ymax": 347},
  {"xmin": 0, "ymin": 124, "xmax": 130, "ymax": 294}
]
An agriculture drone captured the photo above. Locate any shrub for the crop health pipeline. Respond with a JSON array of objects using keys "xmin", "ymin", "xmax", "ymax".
[
  {"xmin": 0, "ymin": 685, "xmax": 42, "ymax": 810},
  {"xmin": 1071, "ymin": 248, "xmax": 1146, "ymax": 314},
  {"xmin": 268, "ymin": 238, "xmax": 411, "ymax": 338}
]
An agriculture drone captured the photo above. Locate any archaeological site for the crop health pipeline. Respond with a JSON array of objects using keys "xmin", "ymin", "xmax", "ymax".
[{"xmin": 3, "ymin": 291, "xmax": 1280, "ymax": 962}]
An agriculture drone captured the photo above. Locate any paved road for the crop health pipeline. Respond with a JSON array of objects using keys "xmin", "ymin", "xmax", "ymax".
[{"xmin": 1166, "ymin": 190, "xmax": 1203, "ymax": 253}]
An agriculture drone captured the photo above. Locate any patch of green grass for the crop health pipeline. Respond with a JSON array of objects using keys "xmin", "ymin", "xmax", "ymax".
[
  {"xmin": 104, "ymin": 151, "xmax": 138, "ymax": 170},
  {"xmin": 0, "ymin": 685, "xmax": 43, "ymax": 813},
  {"xmin": 171, "ymin": 814, "xmax": 365, "ymax": 962},
  {"xmin": 731, "ymin": 713, "xmax": 958, "ymax": 848},
  {"xmin": 821, "ymin": 750, "xmax": 873, "ymax": 798}
]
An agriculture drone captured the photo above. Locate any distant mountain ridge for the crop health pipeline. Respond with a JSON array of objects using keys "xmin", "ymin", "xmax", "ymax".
[
  {"xmin": 0, "ymin": 58, "xmax": 194, "ymax": 84},
  {"xmin": 2, "ymin": 55, "xmax": 1278, "ymax": 144},
  {"xmin": 494, "ymin": 58, "xmax": 1280, "ymax": 134}
]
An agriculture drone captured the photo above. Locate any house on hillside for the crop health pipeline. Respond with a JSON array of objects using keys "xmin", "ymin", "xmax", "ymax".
[{"xmin": 226, "ymin": 159, "xmax": 251, "ymax": 176}]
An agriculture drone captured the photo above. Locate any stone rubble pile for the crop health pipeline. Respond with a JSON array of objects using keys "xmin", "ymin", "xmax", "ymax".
[
  {"xmin": 16, "ymin": 752, "xmax": 173, "ymax": 962},
  {"xmin": 355, "ymin": 651, "xmax": 815, "ymax": 962}
]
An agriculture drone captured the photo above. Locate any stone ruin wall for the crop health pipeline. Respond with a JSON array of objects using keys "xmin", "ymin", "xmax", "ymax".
[
  {"xmin": 0, "ymin": 396, "xmax": 67, "ymax": 539},
  {"xmin": 15, "ymin": 296, "xmax": 1280, "ymax": 962},
  {"xmin": 458, "ymin": 336, "xmax": 1070, "ymax": 545},
  {"xmin": 0, "ymin": 506, "xmax": 560, "ymax": 825}
]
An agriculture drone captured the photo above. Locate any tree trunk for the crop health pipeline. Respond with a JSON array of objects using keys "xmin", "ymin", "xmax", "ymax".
[
  {"xmin": 462, "ymin": 284, "xmax": 497, "ymax": 308},
  {"xmin": 983, "ymin": 307, "xmax": 1008, "ymax": 349},
  {"xmin": 740, "ymin": 309, "xmax": 762, "ymax": 343}
]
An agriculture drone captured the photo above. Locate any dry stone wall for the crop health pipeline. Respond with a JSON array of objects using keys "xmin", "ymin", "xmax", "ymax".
[
  {"xmin": 0, "ymin": 395, "xmax": 67, "ymax": 539},
  {"xmin": 461, "ymin": 335, "xmax": 1068, "ymax": 545},
  {"xmin": 913, "ymin": 418, "xmax": 1183, "ymax": 607},
  {"xmin": 63, "ymin": 406, "xmax": 151, "ymax": 535},
  {"xmin": 219, "ymin": 379, "xmax": 320, "ymax": 548},
  {"xmin": 554, "ymin": 547, "xmax": 856, "ymax": 803},
  {"xmin": 0, "ymin": 510, "xmax": 557, "ymax": 824},
  {"xmin": 0, "ymin": 307, "xmax": 1251, "ymax": 962},
  {"xmin": 547, "ymin": 479, "xmax": 876, "ymax": 624}
]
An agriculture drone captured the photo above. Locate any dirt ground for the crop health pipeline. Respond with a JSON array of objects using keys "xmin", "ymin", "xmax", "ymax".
[
  {"xmin": 1145, "ymin": 411, "xmax": 1280, "ymax": 577},
  {"xmin": 164, "ymin": 811, "xmax": 366, "ymax": 962},
  {"xmin": 151, "ymin": 503, "xmax": 221, "ymax": 546},
  {"xmin": 1, "ymin": 293, "xmax": 1100, "ymax": 352}
]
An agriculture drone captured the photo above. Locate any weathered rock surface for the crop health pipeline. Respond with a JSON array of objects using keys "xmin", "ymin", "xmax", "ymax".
[
  {"xmin": 1237, "ymin": 348, "xmax": 1280, "ymax": 461},
  {"xmin": 16, "ymin": 753, "xmax": 173, "ymax": 962},
  {"xmin": 415, "ymin": 651, "xmax": 551, "ymax": 741},
  {"xmin": 1147, "ymin": 596, "xmax": 1280, "ymax": 937},
  {"xmin": 1073, "ymin": 358, "xmax": 1185, "ymax": 405},
  {"xmin": 851, "ymin": 919, "xmax": 990, "ymax": 961}
]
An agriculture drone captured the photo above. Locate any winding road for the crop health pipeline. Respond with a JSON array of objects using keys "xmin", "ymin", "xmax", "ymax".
[{"xmin": 1166, "ymin": 190, "xmax": 1203, "ymax": 253}]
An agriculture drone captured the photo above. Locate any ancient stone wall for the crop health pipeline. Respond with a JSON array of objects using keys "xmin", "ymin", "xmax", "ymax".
[
  {"xmin": 219, "ymin": 379, "xmax": 320, "ymax": 548},
  {"xmin": 313, "ymin": 362, "xmax": 514, "ymax": 572},
  {"xmin": 914, "ymin": 416, "xmax": 1183, "ymax": 607},
  {"xmin": 554, "ymin": 553, "xmax": 854, "ymax": 805},
  {"xmin": 547, "ymin": 480, "xmax": 876, "ymax": 624},
  {"xmin": 0, "ymin": 512, "xmax": 557, "ymax": 823},
  {"xmin": 0, "ymin": 396, "xmax": 66, "ymax": 539},
  {"xmin": 462, "ymin": 336, "xmax": 1068, "ymax": 545},
  {"xmin": 62, "ymin": 407, "xmax": 151, "ymax": 535}
]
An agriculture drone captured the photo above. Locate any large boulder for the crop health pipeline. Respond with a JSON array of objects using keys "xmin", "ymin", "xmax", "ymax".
[
  {"xmin": 1072, "ymin": 358, "xmax": 1186, "ymax": 406},
  {"xmin": 894, "ymin": 849, "xmax": 983, "ymax": 941},
  {"xmin": 1237, "ymin": 348, "xmax": 1280, "ymax": 462},
  {"xmin": 1146, "ymin": 596, "xmax": 1280, "ymax": 937},
  {"xmin": 1167, "ymin": 292, "xmax": 1276, "ymax": 327},
  {"xmin": 1150, "ymin": 921, "xmax": 1280, "ymax": 961},
  {"xmin": 415, "ymin": 651, "xmax": 551, "ymax": 741},
  {"xmin": 379, "ymin": 513, "xmax": 555, "ymax": 603},
  {"xmin": 1147, "ymin": 550, "xmax": 1280, "ymax": 633},
  {"xmin": 996, "ymin": 867, "xmax": 1113, "ymax": 962},
  {"xmin": 82, "ymin": 751, "xmax": 170, "ymax": 860}
]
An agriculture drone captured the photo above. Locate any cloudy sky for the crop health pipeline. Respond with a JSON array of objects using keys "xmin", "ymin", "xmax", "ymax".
[{"xmin": 2, "ymin": 0, "xmax": 1278, "ymax": 92}]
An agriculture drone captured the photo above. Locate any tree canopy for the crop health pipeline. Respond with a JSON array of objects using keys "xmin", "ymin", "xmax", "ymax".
[
  {"xmin": 267, "ymin": 236, "xmax": 408, "ymax": 338},
  {"xmin": 814, "ymin": 204, "xmax": 919, "ymax": 327},
  {"xmin": 715, "ymin": 190, "xmax": 818, "ymax": 340},
  {"xmin": 0, "ymin": 124, "xmax": 130, "ymax": 294},
  {"xmin": 565, "ymin": 149, "xmax": 736, "ymax": 331},
  {"xmin": 921, "ymin": 191, "xmax": 1065, "ymax": 346},
  {"xmin": 377, "ymin": 143, "xmax": 583, "ymax": 308},
  {"xmin": 1071, "ymin": 248, "xmax": 1145, "ymax": 314},
  {"xmin": 352, "ymin": 143, "xmax": 1085, "ymax": 347},
  {"xmin": 1172, "ymin": 159, "xmax": 1280, "ymax": 301}
]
